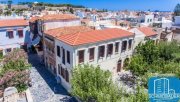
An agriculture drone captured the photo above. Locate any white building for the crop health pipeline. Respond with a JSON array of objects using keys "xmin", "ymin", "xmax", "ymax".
[
  {"xmin": 172, "ymin": 16, "xmax": 180, "ymax": 42},
  {"xmin": 174, "ymin": 16, "xmax": 180, "ymax": 25},
  {"xmin": 37, "ymin": 14, "xmax": 81, "ymax": 36},
  {"xmin": 30, "ymin": 14, "xmax": 81, "ymax": 62},
  {"xmin": 43, "ymin": 26, "xmax": 134, "ymax": 91},
  {"xmin": 135, "ymin": 14, "xmax": 154, "ymax": 26},
  {"xmin": 0, "ymin": 19, "xmax": 29, "ymax": 55},
  {"xmin": 153, "ymin": 17, "xmax": 172, "ymax": 29}
]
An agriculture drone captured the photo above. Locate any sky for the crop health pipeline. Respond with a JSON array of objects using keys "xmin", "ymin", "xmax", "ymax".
[{"xmin": 10, "ymin": 0, "xmax": 180, "ymax": 11}]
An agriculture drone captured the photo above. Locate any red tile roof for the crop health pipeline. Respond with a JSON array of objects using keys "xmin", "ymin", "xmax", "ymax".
[
  {"xmin": 44, "ymin": 26, "xmax": 93, "ymax": 37},
  {"xmin": 81, "ymin": 19, "xmax": 90, "ymax": 23},
  {"xmin": 0, "ymin": 19, "xmax": 28, "ymax": 27},
  {"xmin": 29, "ymin": 16, "xmax": 39, "ymax": 22},
  {"xmin": 138, "ymin": 27, "xmax": 157, "ymax": 37},
  {"xmin": 40, "ymin": 14, "xmax": 78, "ymax": 21},
  {"xmin": 45, "ymin": 26, "xmax": 133, "ymax": 46}
]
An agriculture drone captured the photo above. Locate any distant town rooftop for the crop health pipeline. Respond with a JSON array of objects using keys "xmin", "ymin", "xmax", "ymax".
[
  {"xmin": 40, "ymin": 14, "xmax": 79, "ymax": 21},
  {"xmin": 0, "ymin": 19, "xmax": 28, "ymax": 28},
  {"xmin": 45, "ymin": 26, "xmax": 133, "ymax": 46},
  {"xmin": 29, "ymin": 16, "xmax": 39, "ymax": 23}
]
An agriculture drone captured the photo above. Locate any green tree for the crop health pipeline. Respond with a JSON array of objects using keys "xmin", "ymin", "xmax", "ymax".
[
  {"xmin": 126, "ymin": 54, "xmax": 148, "ymax": 76},
  {"xmin": 69, "ymin": 8, "xmax": 74, "ymax": 14},
  {"xmin": 174, "ymin": 4, "xmax": 180, "ymax": 16},
  {"xmin": 126, "ymin": 40, "xmax": 180, "ymax": 88},
  {"xmin": 136, "ymin": 40, "xmax": 159, "ymax": 64},
  {"xmin": 71, "ymin": 64, "xmax": 121, "ymax": 102},
  {"xmin": 158, "ymin": 41, "xmax": 180, "ymax": 61},
  {"xmin": 3, "ymin": 7, "xmax": 12, "ymax": 16},
  {"xmin": 15, "ymin": 9, "xmax": 24, "ymax": 15},
  {"xmin": 0, "ymin": 50, "xmax": 3, "ymax": 59}
]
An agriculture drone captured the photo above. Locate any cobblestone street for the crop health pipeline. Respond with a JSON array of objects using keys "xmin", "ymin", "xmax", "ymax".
[{"xmin": 28, "ymin": 54, "xmax": 71, "ymax": 102}]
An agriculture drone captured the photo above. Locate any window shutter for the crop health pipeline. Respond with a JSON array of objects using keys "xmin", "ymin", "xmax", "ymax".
[{"xmin": 66, "ymin": 69, "xmax": 69, "ymax": 82}]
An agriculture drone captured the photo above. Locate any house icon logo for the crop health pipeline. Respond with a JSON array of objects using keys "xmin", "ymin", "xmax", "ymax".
[
  {"xmin": 148, "ymin": 77, "xmax": 180, "ymax": 102},
  {"xmin": 154, "ymin": 78, "xmax": 174, "ymax": 94}
]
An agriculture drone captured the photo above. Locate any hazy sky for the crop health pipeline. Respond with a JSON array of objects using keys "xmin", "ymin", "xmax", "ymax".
[{"xmin": 12, "ymin": 0, "xmax": 180, "ymax": 11}]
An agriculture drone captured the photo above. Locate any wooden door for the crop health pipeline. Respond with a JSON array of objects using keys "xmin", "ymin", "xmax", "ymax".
[{"xmin": 117, "ymin": 60, "xmax": 122, "ymax": 72}]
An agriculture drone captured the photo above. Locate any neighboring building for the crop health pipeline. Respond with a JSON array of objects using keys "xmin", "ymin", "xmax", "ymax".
[
  {"xmin": 29, "ymin": 16, "xmax": 40, "ymax": 47},
  {"xmin": 135, "ymin": 14, "xmax": 154, "ymax": 26},
  {"xmin": 33, "ymin": 6, "xmax": 45, "ymax": 11},
  {"xmin": 99, "ymin": 20, "xmax": 131, "ymax": 30},
  {"xmin": 0, "ymin": 4, "xmax": 6, "ymax": 12},
  {"xmin": 159, "ymin": 28, "xmax": 173, "ymax": 42},
  {"xmin": 153, "ymin": 17, "xmax": 172, "ymax": 29},
  {"xmin": 172, "ymin": 16, "xmax": 180, "ymax": 42},
  {"xmin": 0, "ymin": 19, "xmax": 29, "ymax": 55},
  {"xmin": 11, "ymin": 4, "xmax": 29, "ymax": 10},
  {"xmin": 75, "ymin": 11, "xmax": 86, "ymax": 19},
  {"xmin": 173, "ymin": 29, "xmax": 180, "ymax": 42},
  {"xmin": 37, "ymin": 14, "xmax": 81, "ymax": 36},
  {"xmin": 138, "ymin": 27, "xmax": 159, "ymax": 41},
  {"xmin": 45, "ymin": 6, "xmax": 68, "ymax": 11},
  {"xmin": 86, "ymin": 20, "xmax": 114, "ymax": 30},
  {"xmin": 174, "ymin": 16, "xmax": 180, "ymax": 25},
  {"xmin": 29, "ymin": 16, "xmax": 39, "ymax": 39},
  {"xmin": 129, "ymin": 27, "xmax": 159, "ymax": 49},
  {"xmin": 29, "ymin": 14, "xmax": 81, "ymax": 62},
  {"xmin": 43, "ymin": 26, "xmax": 134, "ymax": 91},
  {"xmin": 29, "ymin": 16, "xmax": 44, "ymax": 62}
]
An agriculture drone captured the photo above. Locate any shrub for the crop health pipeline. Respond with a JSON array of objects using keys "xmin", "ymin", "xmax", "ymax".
[
  {"xmin": 0, "ymin": 51, "xmax": 3, "ymax": 59},
  {"xmin": 126, "ymin": 40, "xmax": 180, "ymax": 89},
  {"xmin": 126, "ymin": 54, "xmax": 148, "ymax": 76},
  {"xmin": 0, "ymin": 49, "xmax": 31, "ymax": 92},
  {"xmin": 71, "ymin": 64, "xmax": 122, "ymax": 102}
]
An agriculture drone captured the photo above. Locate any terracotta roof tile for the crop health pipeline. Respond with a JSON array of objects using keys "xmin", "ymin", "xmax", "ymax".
[
  {"xmin": 0, "ymin": 19, "xmax": 28, "ymax": 27},
  {"xmin": 138, "ymin": 27, "xmax": 157, "ymax": 37},
  {"xmin": 81, "ymin": 19, "xmax": 90, "ymax": 23},
  {"xmin": 40, "ymin": 14, "xmax": 78, "ymax": 21},
  {"xmin": 29, "ymin": 16, "xmax": 39, "ymax": 22},
  {"xmin": 45, "ymin": 26, "xmax": 133, "ymax": 46},
  {"xmin": 44, "ymin": 26, "xmax": 93, "ymax": 37}
]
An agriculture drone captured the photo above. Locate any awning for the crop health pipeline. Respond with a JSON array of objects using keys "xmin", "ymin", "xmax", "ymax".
[{"xmin": 32, "ymin": 36, "xmax": 41, "ymax": 46}]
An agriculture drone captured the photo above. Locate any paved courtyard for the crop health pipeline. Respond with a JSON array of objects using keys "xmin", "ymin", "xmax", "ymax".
[{"xmin": 28, "ymin": 54, "xmax": 72, "ymax": 102}]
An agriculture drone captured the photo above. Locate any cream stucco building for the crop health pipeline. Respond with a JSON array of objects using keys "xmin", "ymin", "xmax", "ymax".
[{"xmin": 43, "ymin": 26, "xmax": 134, "ymax": 91}]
